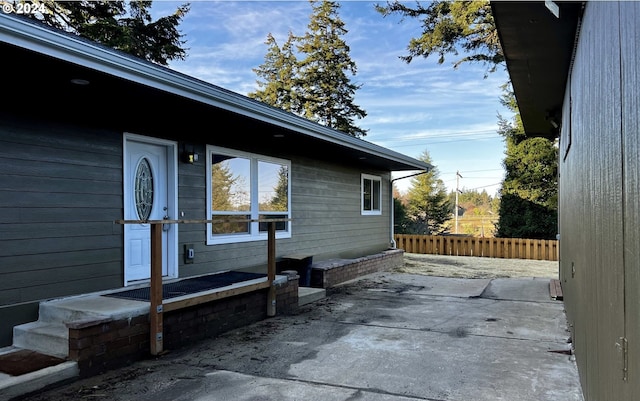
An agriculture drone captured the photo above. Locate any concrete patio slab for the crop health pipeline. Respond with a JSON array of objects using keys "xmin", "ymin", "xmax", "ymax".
[{"xmin": 20, "ymin": 273, "xmax": 583, "ymax": 401}]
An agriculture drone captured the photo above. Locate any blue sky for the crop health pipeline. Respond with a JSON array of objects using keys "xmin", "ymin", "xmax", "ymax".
[{"xmin": 152, "ymin": 1, "xmax": 513, "ymax": 196}]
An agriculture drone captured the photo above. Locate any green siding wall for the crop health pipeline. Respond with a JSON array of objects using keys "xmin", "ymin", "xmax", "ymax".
[
  {"xmin": 178, "ymin": 153, "xmax": 392, "ymax": 277},
  {"xmin": 0, "ymin": 116, "xmax": 125, "ymax": 307},
  {"xmin": 0, "ymin": 113, "xmax": 394, "ymax": 346},
  {"xmin": 559, "ymin": 3, "xmax": 640, "ymax": 400}
]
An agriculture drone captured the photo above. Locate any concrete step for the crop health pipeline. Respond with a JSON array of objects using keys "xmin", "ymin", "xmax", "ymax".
[
  {"xmin": 0, "ymin": 347, "xmax": 78, "ymax": 401},
  {"xmin": 13, "ymin": 294, "xmax": 149, "ymax": 360},
  {"xmin": 298, "ymin": 287, "xmax": 326, "ymax": 306},
  {"xmin": 12, "ymin": 322, "xmax": 68, "ymax": 359},
  {"xmin": 38, "ymin": 297, "xmax": 105, "ymax": 323},
  {"xmin": 11, "ymin": 295, "xmax": 107, "ymax": 360}
]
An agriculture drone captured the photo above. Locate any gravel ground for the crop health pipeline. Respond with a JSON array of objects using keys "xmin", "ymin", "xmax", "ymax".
[{"xmin": 396, "ymin": 253, "xmax": 559, "ymax": 279}]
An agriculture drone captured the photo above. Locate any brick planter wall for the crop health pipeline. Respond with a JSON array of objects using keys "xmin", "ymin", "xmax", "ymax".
[
  {"xmin": 66, "ymin": 276, "xmax": 298, "ymax": 377},
  {"xmin": 310, "ymin": 248, "xmax": 404, "ymax": 289}
]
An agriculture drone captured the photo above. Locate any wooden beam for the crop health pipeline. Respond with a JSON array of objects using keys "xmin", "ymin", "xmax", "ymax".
[
  {"xmin": 267, "ymin": 222, "xmax": 277, "ymax": 317},
  {"xmin": 163, "ymin": 280, "xmax": 271, "ymax": 312},
  {"xmin": 149, "ymin": 223, "xmax": 163, "ymax": 356},
  {"xmin": 114, "ymin": 218, "xmax": 292, "ymax": 225}
]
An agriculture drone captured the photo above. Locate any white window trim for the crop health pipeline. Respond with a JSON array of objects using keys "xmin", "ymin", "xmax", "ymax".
[
  {"xmin": 361, "ymin": 173, "xmax": 382, "ymax": 216},
  {"xmin": 206, "ymin": 145, "xmax": 292, "ymax": 245}
]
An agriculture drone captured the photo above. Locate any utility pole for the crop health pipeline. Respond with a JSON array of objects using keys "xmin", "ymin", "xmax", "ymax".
[{"xmin": 454, "ymin": 171, "xmax": 463, "ymax": 234}]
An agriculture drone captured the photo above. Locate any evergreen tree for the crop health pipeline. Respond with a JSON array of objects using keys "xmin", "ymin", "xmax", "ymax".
[
  {"xmin": 405, "ymin": 150, "xmax": 451, "ymax": 235},
  {"xmin": 377, "ymin": 0, "xmax": 558, "ymax": 238},
  {"xmin": 25, "ymin": 1, "xmax": 189, "ymax": 65},
  {"xmin": 393, "ymin": 197, "xmax": 410, "ymax": 234},
  {"xmin": 269, "ymin": 166, "xmax": 290, "ymax": 212},
  {"xmin": 375, "ymin": 0, "xmax": 502, "ymax": 76},
  {"xmin": 249, "ymin": 32, "xmax": 301, "ymax": 114},
  {"xmin": 296, "ymin": 0, "xmax": 367, "ymax": 137},
  {"xmin": 495, "ymin": 86, "xmax": 558, "ymax": 239},
  {"xmin": 211, "ymin": 160, "xmax": 249, "ymax": 234}
]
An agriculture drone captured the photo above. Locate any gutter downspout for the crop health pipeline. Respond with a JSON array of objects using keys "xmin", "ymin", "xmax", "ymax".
[{"xmin": 389, "ymin": 169, "xmax": 431, "ymax": 248}]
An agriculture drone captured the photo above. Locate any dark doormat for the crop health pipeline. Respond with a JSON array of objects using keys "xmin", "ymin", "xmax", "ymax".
[
  {"xmin": 104, "ymin": 271, "xmax": 267, "ymax": 301},
  {"xmin": 0, "ymin": 349, "xmax": 67, "ymax": 376}
]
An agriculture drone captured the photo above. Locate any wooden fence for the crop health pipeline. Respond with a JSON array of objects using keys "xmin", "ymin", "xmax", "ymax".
[{"xmin": 394, "ymin": 234, "xmax": 558, "ymax": 262}]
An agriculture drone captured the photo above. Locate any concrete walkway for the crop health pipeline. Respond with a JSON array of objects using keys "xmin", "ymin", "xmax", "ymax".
[{"xmin": 19, "ymin": 273, "xmax": 584, "ymax": 401}]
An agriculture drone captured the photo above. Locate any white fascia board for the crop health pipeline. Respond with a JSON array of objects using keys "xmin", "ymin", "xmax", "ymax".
[{"xmin": 0, "ymin": 14, "xmax": 430, "ymax": 172}]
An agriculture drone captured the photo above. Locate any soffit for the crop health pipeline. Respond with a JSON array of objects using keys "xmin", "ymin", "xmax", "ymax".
[
  {"xmin": 491, "ymin": 1, "xmax": 583, "ymax": 139},
  {"xmin": 0, "ymin": 14, "xmax": 430, "ymax": 172}
]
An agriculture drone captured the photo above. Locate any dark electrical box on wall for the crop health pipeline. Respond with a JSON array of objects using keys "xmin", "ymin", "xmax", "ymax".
[{"xmin": 184, "ymin": 244, "xmax": 195, "ymax": 264}]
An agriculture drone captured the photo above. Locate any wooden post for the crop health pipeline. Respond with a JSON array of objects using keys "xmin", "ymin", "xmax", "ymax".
[
  {"xmin": 266, "ymin": 221, "xmax": 277, "ymax": 317},
  {"xmin": 150, "ymin": 223, "xmax": 163, "ymax": 355}
]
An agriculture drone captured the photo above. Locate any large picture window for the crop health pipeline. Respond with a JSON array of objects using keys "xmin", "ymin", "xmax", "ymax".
[
  {"xmin": 361, "ymin": 174, "xmax": 382, "ymax": 215},
  {"xmin": 207, "ymin": 146, "xmax": 291, "ymax": 244}
]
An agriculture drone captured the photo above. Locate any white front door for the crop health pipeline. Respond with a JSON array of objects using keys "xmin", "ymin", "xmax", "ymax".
[{"xmin": 123, "ymin": 134, "xmax": 178, "ymax": 285}]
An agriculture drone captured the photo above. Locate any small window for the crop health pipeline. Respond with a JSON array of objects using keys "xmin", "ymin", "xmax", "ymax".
[
  {"xmin": 207, "ymin": 146, "xmax": 291, "ymax": 244},
  {"xmin": 362, "ymin": 174, "xmax": 382, "ymax": 215}
]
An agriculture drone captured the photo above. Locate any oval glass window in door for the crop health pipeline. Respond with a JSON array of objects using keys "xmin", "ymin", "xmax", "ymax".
[{"xmin": 135, "ymin": 157, "xmax": 154, "ymax": 221}]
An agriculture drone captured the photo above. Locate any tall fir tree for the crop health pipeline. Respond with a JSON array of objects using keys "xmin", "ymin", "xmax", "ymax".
[
  {"xmin": 405, "ymin": 150, "xmax": 452, "ymax": 235},
  {"xmin": 296, "ymin": 0, "xmax": 367, "ymax": 137},
  {"xmin": 495, "ymin": 86, "xmax": 558, "ymax": 239},
  {"xmin": 269, "ymin": 166, "xmax": 290, "ymax": 212},
  {"xmin": 24, "ymin": 0, "xmax": 189, "ymax": 65},
  {"xmin": 249, "ymin": 32, "xmax": 301, "ymax": 114}
]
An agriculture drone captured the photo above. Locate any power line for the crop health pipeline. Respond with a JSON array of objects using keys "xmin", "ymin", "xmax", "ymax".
[
  {"xmin": 442, "ymin": 168, "xmax": 504, "ymax": 174},
  {"xmin": 391, "ymin": 129, "xmax": 500, "ymax": 141},
  {"xmin": 375, "ymin": 130, "xmax": 503, "ymax": 148},
  {"xmin": 388, "ymin": 135, "xmax": 502, "ymax": 147},
  {"xmin": 465, "ymin": 182, "xmax": 503, "ymax": 191},
  {"xmin": 457, "ymin": 175, "xmax": 503, "ymax": 179}
]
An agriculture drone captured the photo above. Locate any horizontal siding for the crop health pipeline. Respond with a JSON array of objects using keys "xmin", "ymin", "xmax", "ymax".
[
  {"xmin": 291, "ymin": 158, "xmax": 389, "ymax": 259},
  {"xmin": 0, "ymin": 261, "xmax": 122, "ymax": 304},
  {"xmin": 0, "ymin": 221, "xmax": 118, "ymax": 241},
  {"xmin": 178, "ymin": 153, "xmax": 391, "ymax": 277},
  {"xmin": 1, "ymin": 114, "xmax": 397, "ymax": 343},
  {"xmin": 0, "ymin": 115, "xmax": 124, "ymax": 307}
]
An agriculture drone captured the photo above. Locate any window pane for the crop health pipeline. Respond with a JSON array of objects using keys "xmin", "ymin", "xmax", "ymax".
[
  {"xmin": 259, "ymin": 161, "xmax": 289, "ymax": 212},
  {"xmin": 211, "ymin": 154, "xmax": 250, "ymax": 212},
  {"xmin": 211, "ymin": 214, "xmax": 250, "ymax": 235},
  {"xmin": 258, "ymin": 214, "xmax": 288, "ymax": 232},
  {"xmin": 134, "ymin": 157, "xmax": 153, "ymax": 220},
  {"xmin": 363, "ymin": 178, "xmax": 372, "ymax": 211},
  {"xmin": 372, "ymin": 179, "xmax": 381, "ymax": 211}
]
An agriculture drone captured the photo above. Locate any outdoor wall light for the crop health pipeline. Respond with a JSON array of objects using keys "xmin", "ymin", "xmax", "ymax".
[
  {"xmin": 546, "ymin": 111, "xmax": 561, "ymax": 130},
  {"xmin": 181, "ymin": 151, "xmax": 199, "ymax": 164},
  {"xmin": 181, "ymin": 144, "xmax": 199, "ymax": 164}
]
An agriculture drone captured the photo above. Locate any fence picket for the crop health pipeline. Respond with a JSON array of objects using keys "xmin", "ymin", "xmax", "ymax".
[{"xmin": 394, "ymin": 234, "xmax": 558, "ymax": 262}]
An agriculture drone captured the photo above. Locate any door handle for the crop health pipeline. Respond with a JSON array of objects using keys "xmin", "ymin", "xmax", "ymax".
[{"xmin": 163, "ymin": 215, "xmax": 170, "ymax": 231}]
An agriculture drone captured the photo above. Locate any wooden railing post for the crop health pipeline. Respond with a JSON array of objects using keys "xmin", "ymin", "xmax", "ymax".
[
  {"xmin": 266, "ymin": 221, "xmax": 277, "ymax": 317},
  {"xmin": 113, "ymin": 217, "xmax": 291, "ymax": 356},
  {"xmin": 150, "ymin": 223, "xmax": 163, "ymax": 356}
]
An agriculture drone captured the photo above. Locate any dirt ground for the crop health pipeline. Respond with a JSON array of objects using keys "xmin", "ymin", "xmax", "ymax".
[{"xmin": 397, "ymin": 253, "xmax": 559, "ymax": 279}]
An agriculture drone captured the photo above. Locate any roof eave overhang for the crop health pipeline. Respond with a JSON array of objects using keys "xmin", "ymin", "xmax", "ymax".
[
  {"xmin": 491, "ymin": 1, "xmax": 584, "ymax": 139},
  {"xmin": 0, "ymin": 13, "xmax": 430, "ymax": 172}
]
